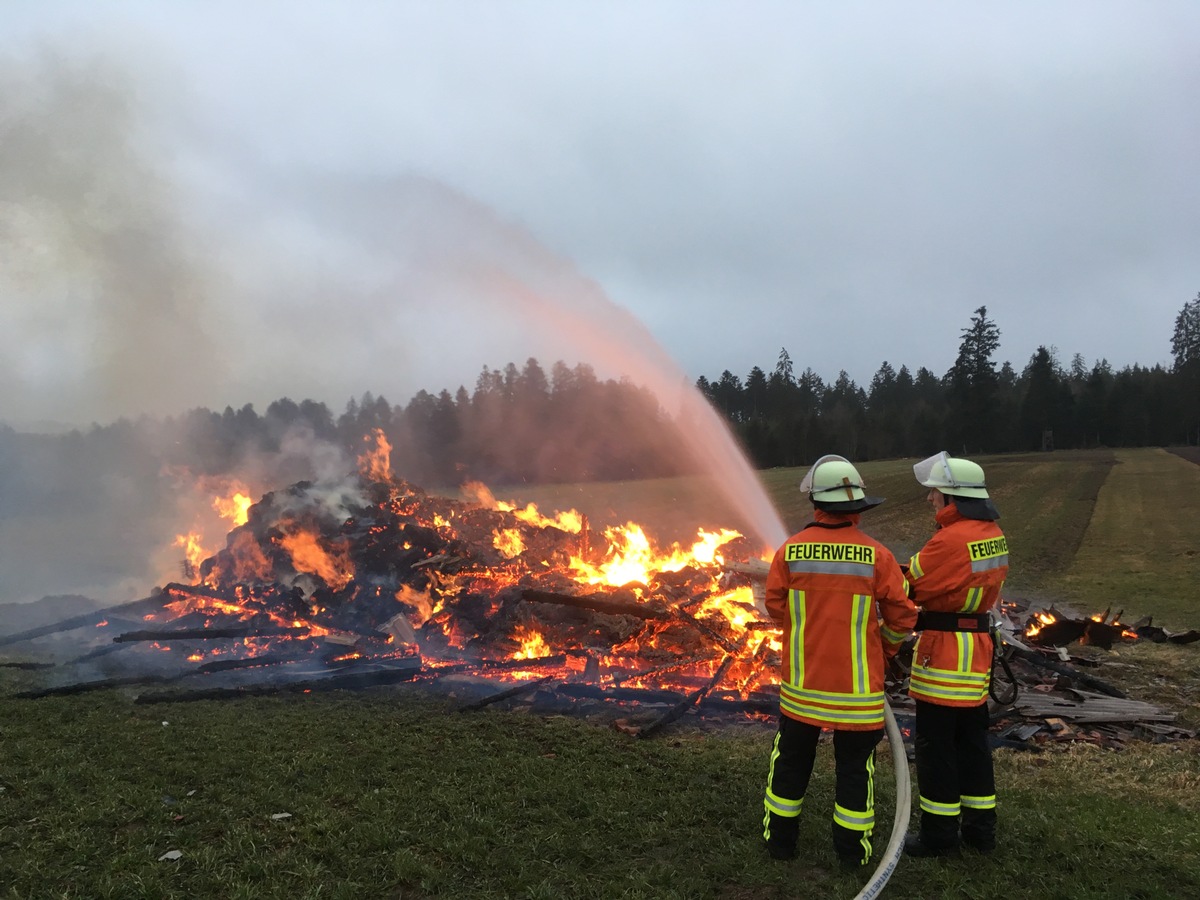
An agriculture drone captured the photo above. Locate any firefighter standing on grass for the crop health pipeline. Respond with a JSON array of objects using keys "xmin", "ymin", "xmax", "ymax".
[
  {"xmin": 762, "ymin": 455, "xmax": 917, "ymax": 868},
  {"xmin": 903, "ymin": 451, "xmax": 1009, "ymax": 857}
]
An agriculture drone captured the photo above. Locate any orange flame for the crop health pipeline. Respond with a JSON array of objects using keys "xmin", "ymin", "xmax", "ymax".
[
  {"xmin": 213, "ymin": 491, "xmax": 253, "ymax": 527},
  {"xmin": 358, "ymin": 428, "xmax": 392, "ymax": 482},
  {"xmin": 461, "ymin": 481, "xmax": 584, "ymax": 533},
  {"xmin": 174, "ymin": 532, "xmax": 207, "ymax": 582},
  {"xmin": 280, "ymin": 530, "xmax": 355, "ymax": 592},
  {"xmin": 493, "ymin": 527, "xmax": 525, "ymax": 558},
  {"xmin": 569, "ymin": 524, "xmax": 743, "ymax": 588},
  {"xmin": 512, "ymin": 625, "xmax": 551, "ymax": 659}
]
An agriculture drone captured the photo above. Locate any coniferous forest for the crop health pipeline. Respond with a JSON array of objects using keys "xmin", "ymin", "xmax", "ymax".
[{"xmin": 2, "ymin": 299, "xmax": 1199, "ymax": 500}]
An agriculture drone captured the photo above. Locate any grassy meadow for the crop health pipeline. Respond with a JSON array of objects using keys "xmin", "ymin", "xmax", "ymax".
[{"xmin": 2, "ymin": 448, "xmax": 1199, "ymax": 898}]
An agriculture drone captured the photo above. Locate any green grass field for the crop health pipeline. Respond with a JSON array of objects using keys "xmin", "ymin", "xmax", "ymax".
[{"xmin": 2, "ymin": 448, "xmax": 1199, "ymax": 898}]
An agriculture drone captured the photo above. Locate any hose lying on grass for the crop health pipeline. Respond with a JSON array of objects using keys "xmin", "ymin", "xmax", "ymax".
[{"xmin": 854, "ymin": 701, "xmax": 911, "ymax": 900}]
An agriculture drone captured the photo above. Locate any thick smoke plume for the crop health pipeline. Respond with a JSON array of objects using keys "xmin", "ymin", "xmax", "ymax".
[
  {"xmin": 0, "ymin": 49, "xmax": 224, "ymax": 426},
  {"xmin": 0, "ymin": 47, "xmax": 785, "ymax": 614}
]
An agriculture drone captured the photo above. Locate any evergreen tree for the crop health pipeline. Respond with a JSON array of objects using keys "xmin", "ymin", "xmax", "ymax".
[
  {"xmin": 1170, "ymin": 293, "xmax": 1200, "ymax": 369},
  {"xmin": 1018, "ymin": 346, "xmax": 1073, "ymax": 451},
  {"xmin": 744, "ymin": 366, "xmax": 768, "ymax": 420},
  {"xmin": 1171, "ymin": 292, "xmax": 1200, "ymax": 443},
  {"xmin": 946, "ymin": 306, "xmax": 1002, "ymax": 453}
]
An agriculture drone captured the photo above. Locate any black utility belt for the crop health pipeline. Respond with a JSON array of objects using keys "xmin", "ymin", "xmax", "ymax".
[{"xmin": 916, "ymin": 611, "xmax": 991, "ymax": 633}]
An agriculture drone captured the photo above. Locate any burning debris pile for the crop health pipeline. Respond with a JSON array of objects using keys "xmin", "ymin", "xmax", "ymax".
[{"xmin": 2, "ymin": 436, "xmax": 779, "ymax": 735}]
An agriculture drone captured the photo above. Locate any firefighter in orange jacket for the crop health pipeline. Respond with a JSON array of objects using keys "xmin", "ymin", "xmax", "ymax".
[
  {"xmin": 903, "ymin": 452, "xmax": 1009, "ymax": 857},
  {"xmin": 762, "ymin": 455, "xmax": 917, "ymax": 868}
]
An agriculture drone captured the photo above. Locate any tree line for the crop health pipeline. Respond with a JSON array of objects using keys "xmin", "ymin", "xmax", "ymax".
[
  {"xmin": 2, "ymin": 297, "xmax": 1198, "ymax": 502},
  {"xmin": 697, "ymin": 299, "xmax": 1200, "ymax": 467}
]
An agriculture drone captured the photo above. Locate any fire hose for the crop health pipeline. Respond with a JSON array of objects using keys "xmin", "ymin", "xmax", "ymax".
[{"xmin": 853, "ymin": 699, "xmax": 911, "ymax": 900}]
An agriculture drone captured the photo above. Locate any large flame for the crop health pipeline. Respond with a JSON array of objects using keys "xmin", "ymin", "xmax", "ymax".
[{"xmin": 147, "ymin": 451, "xmax": 780, "ymax": 700}]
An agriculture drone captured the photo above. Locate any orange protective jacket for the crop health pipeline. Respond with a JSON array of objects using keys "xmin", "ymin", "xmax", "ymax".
[
  {"xmin": 906, "ymin": 504, "xmax": 1009, "ymax": 707},
  {"xmin": 766, "ymin": 510, "xmax": 917, "ymax": 731}
]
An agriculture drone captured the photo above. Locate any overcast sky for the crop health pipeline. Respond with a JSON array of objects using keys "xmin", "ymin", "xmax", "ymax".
[{"xmin": 2, "ymin": 1, "xmax": 1198, "ymax": 429}]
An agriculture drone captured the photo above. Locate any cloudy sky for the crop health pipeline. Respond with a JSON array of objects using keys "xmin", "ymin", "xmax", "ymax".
[{"xmin": 2, "ymin": 1, "xmax": 1198, "ymax": 429}]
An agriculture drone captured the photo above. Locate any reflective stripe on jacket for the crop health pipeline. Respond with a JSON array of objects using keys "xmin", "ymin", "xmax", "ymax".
[
  {"xmin": 906, "ymin": 504, "xmax": 1009, "ymax": 707},
  {"xmin": 766, "ymin": 510, "xmax": 917, "ymax": 731}
]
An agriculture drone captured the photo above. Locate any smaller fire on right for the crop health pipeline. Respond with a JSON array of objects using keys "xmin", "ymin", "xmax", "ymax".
[{"xmin": 1021, "ymin": 604, "xmax": 1200, "ymax": 650}]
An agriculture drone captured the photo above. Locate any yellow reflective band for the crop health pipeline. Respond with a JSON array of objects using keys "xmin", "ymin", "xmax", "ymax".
[
  {"xmin": 789, "ymin": 588, "xmax": 806, "ymax": 689},
  {"xmin": 779, "ymin": 695, "xmax": 885, "ymax": 727},
  {"xmin": 910, "ymin": 664, "xmax": 990, "ymax": 702},
  {"xmin": 833, "ymin": 803, "xmax": 875, "ymax": 832},
  {"xmin": 780, "ymin": 684, "xmax": 886, "ymax": 705},
  {"xmin": 960, "ymin": 794, "xmax": 996, "ymax": 810},
  {"xmin": 785, "ymin": 542, "xmax": 875, "ymax": 564},
  {"xmin": 961, "ymin": 586, "xmax": 984, "ymax": 613},
  {"xmin": 765, "ymin": 788, "xmax": 803, "ymax": 817},
  {"xmin": 957, "ymin": 631, "xmax": 975, "ymax": 671},
  {"xmin": 909, "ymin": 680, "xmax": 989, "ymax": 703},
  {"xmin": 911, "ymin": 665, "xmax": 989, "ymax": 685},
  {"xmin": 880, "ymin": 623, "xmax": 907, "ymax": 644},
  {"xmin": 851, "ymin": 594, "xmax": 870, "ymax": 694},
  {"xmin": 919, "ymin": 795, "xmax": 961, "ymax": 816},
  {"xmin": 908, "ymin": 553, "xmax": 924, "ymax": 579},
  {"xmin": 866, "ymin": 751, "xmax": 876, "ymax": 812}
]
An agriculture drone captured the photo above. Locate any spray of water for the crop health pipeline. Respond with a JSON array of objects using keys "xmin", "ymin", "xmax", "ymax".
[{"xmin": 354, "ymin": 176, "xmax": 791, "ymax": 550}]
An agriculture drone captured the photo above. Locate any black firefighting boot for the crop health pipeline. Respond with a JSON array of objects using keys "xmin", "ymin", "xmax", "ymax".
[
  {"xmin": 903, "ymin": 812, "xmax": 961, "ymax": 858},
  {"xmin": 960, "ymin": 807, "xmax": 996, "ymax": 854},
  {"xmin": 763, "ymin": 811, "xmax": 800, "ymax": 860}
]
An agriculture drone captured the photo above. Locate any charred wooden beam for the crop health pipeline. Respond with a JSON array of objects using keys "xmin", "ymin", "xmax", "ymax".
[
  {"xmin": 481, "ymin": 653, "xmax": 567, "ymax": 670},
  {"xmin": 457, "ymin": 675, "xmax": 556, "ymax": 712},
  {"xmin": 521, "ymin": 589, "xmax": 667, "ymax": 620},
  {"xmin": 0, "ymin": 595, "xmax": 167, "ymax": 648},
  {"xmin": 195, "ymin": 654, "xmax": 294, "ymax": 674},
  {"xmin": 696, "ymin": 693, "xmax": 779, "ymax": 716},
  {"xmin": 636, "ymin": 651, "xmax": 741, "ymax": 738},
  {"xmin": 724, "ymin": 559, "xmax": 771, "ymax": 579},
  {"xmin": 161, "ymin": 582, "xmax": 234, "ymax": 601},
  {"xmin": 133, "ymin": 658, "xmax": 423, "ymax": 703},
  {"xmin": 555, "ymin": 682, "xmax": 688, "ymax": 705},
  {"xmin": 112, "ymin": 626, "xmax": 310, "ymax": 643},
  {"xmin": 608, "ymin": 658, "xmax": 711, "ymax": 688}
]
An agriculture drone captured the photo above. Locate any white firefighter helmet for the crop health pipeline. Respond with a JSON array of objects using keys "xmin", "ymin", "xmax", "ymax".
[
  {"xmin": 913, "ymin": 451, "xmax": 990, "ymax": 499},
  {"xmin": 799, "ymin": 455, "xmax": 884, "ymax": 511}
]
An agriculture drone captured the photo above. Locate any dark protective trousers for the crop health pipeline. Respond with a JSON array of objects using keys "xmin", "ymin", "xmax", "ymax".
[
  {"xmin": 763, "ymin": 715, "xmax": 883, "ymax": 864},
  {"xmin": 914, "ymin": 698, "xmax": 997, "ymax": 851}
]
